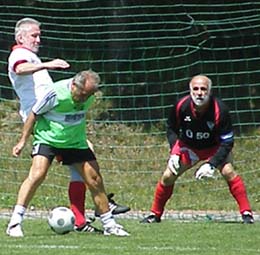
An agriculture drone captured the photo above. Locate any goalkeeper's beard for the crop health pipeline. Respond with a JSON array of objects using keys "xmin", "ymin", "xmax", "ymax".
[{"xmin": 191, "ymin": 94, "xmax": 210, "ymax": 106}]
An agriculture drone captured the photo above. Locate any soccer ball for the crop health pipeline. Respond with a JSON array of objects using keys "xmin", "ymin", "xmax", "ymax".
[{"xmin": 47, "ymin": 207, "xmax": 75, "ymax": 234}]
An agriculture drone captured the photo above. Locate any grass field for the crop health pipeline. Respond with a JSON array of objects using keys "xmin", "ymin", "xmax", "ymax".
[{"xmin": 1, "ymin": 218, "xmax": 260, "ymax": 255}]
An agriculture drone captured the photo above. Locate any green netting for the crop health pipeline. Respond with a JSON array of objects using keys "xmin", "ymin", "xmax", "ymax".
[
  {"xmin": 0, "ymin": 1, "xmax": 259, "ymax": 219},
  {"xmin": 0, "ymin": 1, "xmax": 259, "ymax": 128}
]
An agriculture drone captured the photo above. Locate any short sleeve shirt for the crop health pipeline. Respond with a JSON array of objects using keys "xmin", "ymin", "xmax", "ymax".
[{"xmin": 8, "ymin": 46, "xmax": 53, "ymax": 122}]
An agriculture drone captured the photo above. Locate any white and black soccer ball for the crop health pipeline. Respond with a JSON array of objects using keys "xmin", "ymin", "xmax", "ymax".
[{"xmin": 48, "ymin": 207, "xmax": 75, "ymax": 234}]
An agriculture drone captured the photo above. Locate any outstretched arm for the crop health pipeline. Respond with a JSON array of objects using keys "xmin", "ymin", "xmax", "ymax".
[
  {"xmin": 12, "ymin": 112, "xmax": 37, "ymax": 157},
  {"xmin": 15, "ymin": 59, "xmax": 70, "ymax": 75}
]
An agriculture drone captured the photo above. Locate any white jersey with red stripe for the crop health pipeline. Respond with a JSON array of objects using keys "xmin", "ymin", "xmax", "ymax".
[{"xmin": 8, "ymin": 45, "xmax": 53, "ymax": 122}]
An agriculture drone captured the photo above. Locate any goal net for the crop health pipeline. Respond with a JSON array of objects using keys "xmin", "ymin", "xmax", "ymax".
[{"xmin": 0, "ymin": 0, "xmax": 259, "ymax": 221}]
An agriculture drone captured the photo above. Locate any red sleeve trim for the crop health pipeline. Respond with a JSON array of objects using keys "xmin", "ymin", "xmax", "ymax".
[
  {"xmin": 176, "ymin": 95, "xmax": 190, "ymax": 122},
  {"xmin": 213, "ymin": 99, "xmax": 220, "ymax": 128},
  {"xmin": 13, "ymin": 60, "xmax": 28, "ymax": 72}
]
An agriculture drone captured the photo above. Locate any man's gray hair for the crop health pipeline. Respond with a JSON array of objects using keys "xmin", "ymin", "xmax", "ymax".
[
  {"xmin": 189, "ymin": 75, "xmax": 212, "ymax": 91},
  {"xmin": 15, "ymin": 17, "xmax": 41, "ymax": 41},
  {"xmin": 73, "ymin": 70, "xmax": 101, "ymax": 90}
]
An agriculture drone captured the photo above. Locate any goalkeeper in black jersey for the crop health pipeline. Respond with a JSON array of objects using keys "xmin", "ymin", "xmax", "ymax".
[{"xmin": 141, "ymin": 75, "xmax": 254, "ymax": 224}]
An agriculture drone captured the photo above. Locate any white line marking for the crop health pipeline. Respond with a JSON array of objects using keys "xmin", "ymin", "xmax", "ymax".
[{"xmin": 2, "ymin": 244, "xmax": 80, "ymax": 249}]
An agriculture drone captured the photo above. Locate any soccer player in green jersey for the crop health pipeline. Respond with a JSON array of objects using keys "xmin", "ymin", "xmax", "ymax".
[
  {"xmin": 6, "ymin": 70, "xmax": 129, "ymax": 237},
  {"xmin": 9, "ymin": 17, "xmax": 130, "ymax": 233}
]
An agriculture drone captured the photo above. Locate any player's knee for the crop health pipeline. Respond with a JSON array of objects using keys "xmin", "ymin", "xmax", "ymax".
[
  {"xmin": 161, "ymin": 168, "xmax": 177, "ymax": 185},
  {"xmin": 28, "ymin": 168, "xmax": 46, "ymax": 185},
  {"xmin": 220, "ymin": 163, "xmax": 236, "ymax": 181},
  {"xmin": 81, "ymin": 161, "xmax": 102, "ymax": 189},
  {"xmin": 87, "ymin": 174, "xmax": 103, "ymax": 191}
]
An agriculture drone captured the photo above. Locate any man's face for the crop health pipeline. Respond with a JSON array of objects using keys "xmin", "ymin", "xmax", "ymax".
[
  {"xmin": 71, "ymin": 79, "xmax": 98, "ymax": 103},
  {"xmin": 190, "ymin": 77, "xmax": 210, "ymax": 106},
  {"xmin": 17, "ymin": 24, "xmax": 41, "ymax": 53}
]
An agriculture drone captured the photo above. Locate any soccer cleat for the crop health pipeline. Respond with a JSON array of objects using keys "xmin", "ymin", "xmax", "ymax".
[
  {"xmin": 6, "ymin": 223, "xmax": 24, "ymax": 237},
  {"xmin": 104, "ymin": 224, "xmax": 130, "ymax": 236},
  {"xmin": 85, "ymin": 216, "xmax": 96, "ymax": 224},
  {"xmin": 74, "ymin": 223, "xmax": 103, "ymax": 234},
  {"xmin": 95, "ymin": 193, "xmax": 130, "ymax": 217},
  {"xmin": 242, "ymin": 211, "xmax": 254, "ymax": 224},
  {"xmin": 140, "ymin": 214, "xmax": 161, "ymax": 223}
]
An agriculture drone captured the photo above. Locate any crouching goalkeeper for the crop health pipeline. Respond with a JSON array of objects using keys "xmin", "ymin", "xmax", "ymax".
[{"xmin": 141, "ymin": 75, "xmax": 254, "ymax": 224}]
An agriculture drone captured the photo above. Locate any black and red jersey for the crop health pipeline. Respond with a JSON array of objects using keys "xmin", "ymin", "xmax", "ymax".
[{"xmin": 166, "ymin": 95, "xmax": 234, "ymax": 167}]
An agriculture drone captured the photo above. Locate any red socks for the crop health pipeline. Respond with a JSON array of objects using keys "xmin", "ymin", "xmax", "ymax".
[
  {"xmin": 150, "ymin": 175, "xmax": 251, "ymax": 218},
  {"xmin": 151, "ymin": 181, "xmax": 174, "ymax": 218},
  {"xmin": 228, "ymin": 175, "xmax": 252, "ymax": 214},
  {"xmin": 68, "ymin": 181, "xmax": 86, "ymax": 227}
]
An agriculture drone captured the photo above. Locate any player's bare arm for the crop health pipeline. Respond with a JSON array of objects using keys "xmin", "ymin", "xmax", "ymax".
[
  {"xmin": 12, "ymin": 112, "xmax": 36, "ymax": 157},
  {"xmin": 15, "ymin": 59, "xmax": 70, "ymax": 75}
]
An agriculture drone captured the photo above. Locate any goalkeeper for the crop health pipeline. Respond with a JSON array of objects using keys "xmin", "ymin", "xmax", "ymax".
[
  {"xmin": 141, "ymin": 75, "xmax": 254, "ymax": 224},
  {"xmin": 6, "ymin": 70, "xmax": 129, "ymax": 237}
]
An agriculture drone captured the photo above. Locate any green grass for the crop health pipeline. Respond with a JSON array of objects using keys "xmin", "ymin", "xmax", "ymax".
[{"xmin": 1, "ymin": 218, "xmax": 260, "ymax": 255}]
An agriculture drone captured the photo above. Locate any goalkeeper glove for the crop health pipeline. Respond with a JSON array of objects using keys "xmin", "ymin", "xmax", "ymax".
[
  {"xmin": 167, "ymin": 154, "xmax": 180, "ymax": 175},
  {"xmin": 195, "ymin": 163, "xmax": 215, "ymax": 180}
]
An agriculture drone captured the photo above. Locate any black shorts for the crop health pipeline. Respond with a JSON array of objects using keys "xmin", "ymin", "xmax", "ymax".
[{"xmin": 31, "ymin": 144, "xmax": 96, "ymax": 165}]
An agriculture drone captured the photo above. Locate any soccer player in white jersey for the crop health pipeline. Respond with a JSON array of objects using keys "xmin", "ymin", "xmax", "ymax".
[
  {"xmin": 8, "ymin": 17, "xmax": 129, "ymax": 235},
  {"xmin": 8, "ymin": 19, "xmax": 69, "ymax": 122}
]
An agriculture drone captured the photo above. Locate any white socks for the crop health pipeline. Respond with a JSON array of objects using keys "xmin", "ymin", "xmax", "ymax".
[
  {"xmin": 9, "ymin": 205, "xmax": 26, "ymax": 226},
  {"xmin": 100, "ymin": 211, "xmax": 116, "ymax": 228}
]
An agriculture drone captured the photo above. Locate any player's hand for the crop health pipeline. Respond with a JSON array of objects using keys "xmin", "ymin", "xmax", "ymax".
[
  {"xmin": 45, "ymin": 59, "xmax": 70, "ymax": 70},
  {"xmin": 167, "ymin": 154, "xmax": 180, "ymax": 175},
  {"xmin": 12, "ymin": 141, "xmax": 25, "ymax": 157},
  {"xmin": 195, "ymin": 163, "xmax": 215, "ymax": 180}
]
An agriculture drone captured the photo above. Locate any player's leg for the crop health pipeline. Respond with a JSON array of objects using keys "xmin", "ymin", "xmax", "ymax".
[
  {"xmin": 68, "ymin": 166, "xmax": 88, "ymax": 228},
  {"xmin": 141, "ymin": 143, "xmax": 197, "ymax": 223},
  {"xmin": 140, "ymin": 164, "xmax": 191, "ymax": 223},
  {"xmin": 78, "ymin": 160, "xmax": 129, "ymax": 236},
  {"xmin": 219, "ymin": 155, "xmax": 254, "ymax": 223},
  {"xmin": 6, "ymin": 155, "xmax": 51, "ymax": 237},
  {"xmin": 68, "ymin": 169, "xmax": 103, "ymax": 234},
  {"xmin": 87, "ymin": 139, "xmax": 130, "ymax": 216},
  {"xmin": 68, "ymin": 167, "xmax": 130, "ymax": 232},
  {"xmin": 68, "ymin": 140, "xmax": 130, "ymax": 228},
  {"xmin": 68, "ymin": 139, "xmax": 93, "ymax": 229}
]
